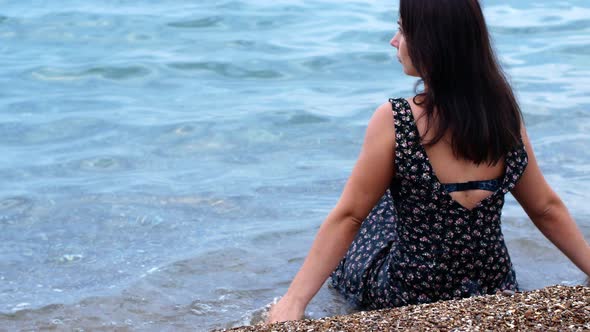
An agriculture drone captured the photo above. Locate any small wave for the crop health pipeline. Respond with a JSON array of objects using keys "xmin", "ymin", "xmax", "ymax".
[
  {"xmin": 287, "ymin": 113, "xmax": 330, "ymax": 125},
  {"xmin": 154, "ymin": 138, "xmax": 234, "ymax": 157},
  {"xmin": 559, "ymin": 44, "xmax": 590, "ymax": 56},
  {"xmin": 84, "ymin": 66, "xmax": 151, "ymax": 80},
  {"xmin": 167, "ymin": 61, "xmax": 284, "ymax": 79},
  {"xmin": 0, "ymin": 196, "xmax": 33, "ymax": 223},
  {"xmin": 486, "ymin": 5, "xmax": 590, "ymax": 34},
  {"xmin": 69, "ymin": 156, "xmax": 133, "ymax": 172},
  {"xmin": 492, "ymin": 19, "xmax": 590, "ymax": 34},
  {"xmin": 301, "ymin": 56, "xmax": 336, "ymax": 71},
  {"xmin": 173, "ymin": 124, "xmax": 197, "ymax": 136},
  {"xmin": 359, "ymin": 52, "xmax": 391, "ymax": 64},
  {"xmin": 225, "ymin": 297, "xmax": 278, "ymax": 328},
  {"xmin": 31, "ymin": 65, "xmax": 151, "ymax": 81},
  {"xmin": 6, "ymin": 303, "xmax": 63, "ymax": 316},
  {"xmin": 56, "ymin": 254, "xmax": 84, "ymax": 265},
  {"xmin": 2, "ymin": 117, "xmax": 109, "ymax": 146},
  {"xmin": 188, "ymin": 300, "xmax": 215, "ymax": 316},
  {"xmin": 225, "ymin": 39, "xmax": 292, "ymax": 54},
  {"xmin": 250, "ymin": 228, "xmax": 309, "ymax": 245},
  {"xmin": 167, "ymin": 16, "xmax": 223, "ymax": 29},
  {"xmin": 77, "ymin": 156, "xmax": 133, "ymax": 172},
  {"xmin": 0, "ymin": 197, "xmax": 30, "ymax": 210}
]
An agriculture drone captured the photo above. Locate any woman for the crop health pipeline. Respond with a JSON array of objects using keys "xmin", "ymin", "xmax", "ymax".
[{"xmin": 268, "ymin": 0, "xmax": 590, "ymax": 323}]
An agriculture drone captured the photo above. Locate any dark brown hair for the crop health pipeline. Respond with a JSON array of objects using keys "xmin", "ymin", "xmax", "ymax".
[{"xmin": 399, "ymin": 0, "xmax": 523, "ymax": 165}]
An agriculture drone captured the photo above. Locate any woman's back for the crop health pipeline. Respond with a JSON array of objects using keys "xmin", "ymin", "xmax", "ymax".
[
  {"xmin": 331, "ymin": 98, "xmax": 528, "ymax": 309},
  {"xmin": 406, "ymin": 97, "xmax": 507, "ymax": 210}
]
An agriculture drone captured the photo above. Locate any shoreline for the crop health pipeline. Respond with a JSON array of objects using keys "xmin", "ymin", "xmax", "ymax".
[{"xmin": 223, "ymin": 285, "xmax": 589, "ymax": 331}]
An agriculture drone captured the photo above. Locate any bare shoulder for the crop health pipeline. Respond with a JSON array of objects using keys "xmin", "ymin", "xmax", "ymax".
[
  {"xmin": 369, "ymin": 101, "xmax": 395, "ymax": 130},
  {"xmin": 375, "ymin": 100, "xmax": 394, "ymax": 114},
  {"xmin": 371, "ymin": 97, "xmax": 414, "ymax": 128},
  {"xmin": 362, "ymin": 101, "xmax": 396, "ymax": 144}
]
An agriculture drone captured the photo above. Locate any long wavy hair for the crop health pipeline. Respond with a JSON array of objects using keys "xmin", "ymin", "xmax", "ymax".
[{"xmin": 399, "ymin": 0, "xmax": 523, "ymax": 165}]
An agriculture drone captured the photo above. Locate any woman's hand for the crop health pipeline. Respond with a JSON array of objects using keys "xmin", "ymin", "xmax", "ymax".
[{"xmin": 266, "ymin": 295, "xmax": 305, "ymax": 324}]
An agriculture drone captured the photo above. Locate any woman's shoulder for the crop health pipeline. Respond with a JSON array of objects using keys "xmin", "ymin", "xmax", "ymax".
[
  {"xmin": 371, "ymin": 97, "xmax": 415, "ymax": 127},
  {"xmin": 376, "ymin": 97, "xmax": 411, "ymax": 112},
  {"xmin": 368, "ymin": 97, "xmax": 413, "ymax": 139},
  {"xmin": 389, "ymin": 96, "xmax": 412, "ymax": 103},
  {"xmin": 385, "ymin": 97, "xmax": 414, "ymax": 113},
  {"xmin": 372, "ymin": 101, "xmax": 396, "ymax": 126},
  {"xmin": 363, "ymin": 100, "xmax": 400, "ymax": 141}
]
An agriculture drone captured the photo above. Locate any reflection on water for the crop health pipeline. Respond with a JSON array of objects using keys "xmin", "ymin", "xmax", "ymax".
[{"xmin": 0, "ymin": 0, "xmax": 589, "ymax": 330}]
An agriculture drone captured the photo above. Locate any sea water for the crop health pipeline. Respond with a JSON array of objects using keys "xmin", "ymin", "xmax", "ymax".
[{"xmin": 0, "ymin": 0, "xmax": 589, "ymax": 330}]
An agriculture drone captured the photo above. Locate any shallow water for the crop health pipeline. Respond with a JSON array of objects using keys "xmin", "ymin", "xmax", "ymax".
[{"xmin": 0, "ymin": 0, "xmax": 589, "ymax": 331}]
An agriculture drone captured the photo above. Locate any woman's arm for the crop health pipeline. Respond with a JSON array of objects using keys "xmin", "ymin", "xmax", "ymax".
[
  {"xmin": 267, "ymin": 101, "xmax": 397, "ymax": 323},
  {"xmin": 511, "ymin": 128, "xmax": 590, "ymax": 277}
]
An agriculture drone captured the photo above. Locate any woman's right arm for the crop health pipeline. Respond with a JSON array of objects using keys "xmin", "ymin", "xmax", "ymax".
[
  {"xmin": 511, "ymin": 128, "xmax": 590, "ymax": 277},
  {"xmin": 266, "ymin": 101, "xmax": 397, "ymax": 323}
]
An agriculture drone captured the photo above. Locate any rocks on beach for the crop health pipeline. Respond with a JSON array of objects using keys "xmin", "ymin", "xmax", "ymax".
[{"xmin": 222, "ymin": 285, "xmax": 589, "ymax": 331}]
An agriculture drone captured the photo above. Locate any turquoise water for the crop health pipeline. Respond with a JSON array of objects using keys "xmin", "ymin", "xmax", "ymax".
[{"xmin": 0, "ymin": 0, "xmax": 589, "ymax": 330}]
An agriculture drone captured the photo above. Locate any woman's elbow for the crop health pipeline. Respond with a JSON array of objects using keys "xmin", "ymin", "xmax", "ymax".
[
  {"xmin": 327, "ymin": 203, "xmax": 365, "ymax": 229},
  {"xmin": 528, "ymin": 194, "xmax": 567, "ymax": 226}
]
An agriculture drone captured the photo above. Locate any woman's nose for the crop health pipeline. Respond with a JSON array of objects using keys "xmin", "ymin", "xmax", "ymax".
[{"xmin": 390, "ymin": 34, "xmax": 399, "ymax": 48}]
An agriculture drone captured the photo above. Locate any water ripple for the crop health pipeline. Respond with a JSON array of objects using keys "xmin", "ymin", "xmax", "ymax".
[
  {"xmin": 0, "ymin": 118, "xmax": 108, "ymax": 146},
  {"xmin": 167, "ymin": 61, "xmax": 284, "ymax": 79},
  {"xmin": 31, "ymin": 65, "xmax": 151, "ymax": 81},
  {"xmin": 493, "ymin": 19, "xmax": 590, "ymax": 34},
  {"xmin": 167, "ymin": 16, "xmax": 224, "ymax": 29},
  {"xmin": 0, "ymin": 196, "xmax": 33, "ymax": 223},
  {"xmin": 77, "ymin": 156, "xmax": 132, "ymax": 172},
  {"xmin": 487, "ymin": 5, "xmax": 590, "ymax": 31}
]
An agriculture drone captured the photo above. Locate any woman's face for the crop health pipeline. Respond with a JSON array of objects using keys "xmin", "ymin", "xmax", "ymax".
[{"xmin": 390, "ymin": 20, "xmax": 420, "ymax": 77}]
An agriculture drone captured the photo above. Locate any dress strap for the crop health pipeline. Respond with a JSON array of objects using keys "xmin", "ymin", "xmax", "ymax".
[
  {"xmin": 389, "ymin": 97, "xmax": 424, "ymax": 182},
  {"xmin": 441, "ymin": 179, "xmax": 501, "ymax": 193},
  {"xmin": 388, "ymin": 97, "xmax": 417, "ymax": 150}
]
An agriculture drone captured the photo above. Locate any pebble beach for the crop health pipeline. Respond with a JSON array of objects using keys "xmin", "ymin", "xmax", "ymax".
[{"xmin": 225, "ymin": 285, "xmax": 590, "ymax": 331}]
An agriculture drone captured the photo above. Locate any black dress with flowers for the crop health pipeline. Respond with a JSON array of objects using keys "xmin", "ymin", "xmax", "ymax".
[{"xmin": 330, "ymin": 98, "xmax": 528, "ymax": 309}]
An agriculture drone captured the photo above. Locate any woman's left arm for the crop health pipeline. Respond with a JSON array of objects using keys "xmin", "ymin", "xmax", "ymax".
[
  {"xmin": 511, "ymin": 128, "xmax": 590, "ymax": 277},
  {"xmin": 266, "ymin": 101, "xmax": 397, "ymax": 323}
]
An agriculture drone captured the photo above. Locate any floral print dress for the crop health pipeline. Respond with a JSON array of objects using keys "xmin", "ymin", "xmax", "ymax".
[{"xmin": 330, "ymin": 98, "xmax": 529, "ymax": 309}]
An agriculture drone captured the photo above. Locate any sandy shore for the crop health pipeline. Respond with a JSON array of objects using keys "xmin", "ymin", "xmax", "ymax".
[{"xmin": 221, "ymin": 285, "xmax": 589, "ymax": 331}]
